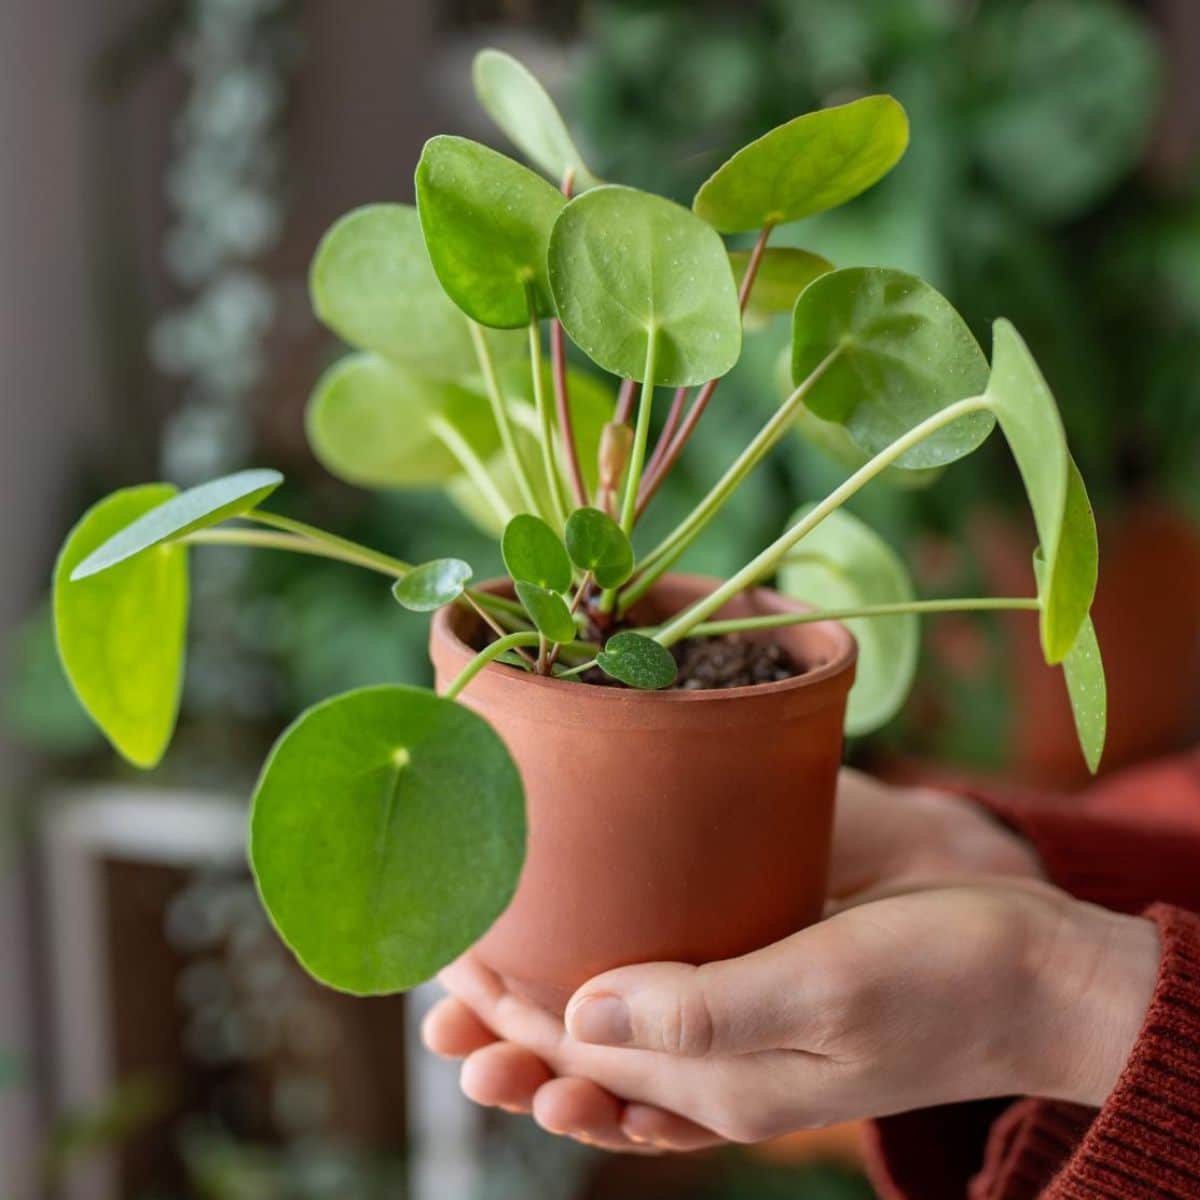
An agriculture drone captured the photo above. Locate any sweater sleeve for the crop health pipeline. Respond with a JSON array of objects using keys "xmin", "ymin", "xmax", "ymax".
[{"xmin": 866, "ymin": 748, "xmax": 1200, "ymax": 1200}]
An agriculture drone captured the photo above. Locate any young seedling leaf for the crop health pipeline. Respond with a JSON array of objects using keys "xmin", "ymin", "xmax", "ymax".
[
  {"xmin": 472, "ymin": 48, "xmax": 601, "ymax": 191},
  {"xmin": 564, "ymin": 507, "xmax": 634, "ymax": 589},
  {"xmin": 984, "ymin": 321, "xmax": 1098, "ymax": 662},
  {"xmin": 501, "ymin": 513, "xmax": 571, "ymax": 592},
  {"xmin": 548, "ymin": 186, "xmax": 742, "ymax": 386},
  {"xmin": 693, "ymin": 96, "xmax": 909, "ymax": 233},
  {"xmin": 792, "ymin": 268, "xmax": 994, "ymax": 468},
  {"xmin": 731, "ymin": 247, "xmax": 833, "ymax": 325},
  {"xmin": 416, "ymin": 135, "xmax": 566, "ymax": 328},
  {"xmin": 249, "ymin": 685, "xmax": 525, "ymax": 995},
  {"xmin": 514, "ymin": 582, "xmax": 576, "ymax": 644},
  {"xmin": 597, "ymin": 631, "xmax": 677, "ymax": 690},
  {"xmin": 392, "ymin": 559, "xmax": 473, "ymax": 612},
  {"xmin": 70, "ymin": 469, "xmax": 282, "ymax": 580},
  {"xmin": 309, "ymin": 204, "xmax": 523, "ymax": 377},
  {"xmin": 777, "ymin": 507, "xmax": 918, "ymax": 736},
  {"xmin": 54, "ymin": 485, "xmax": 188, "ymax": 768},
  {"xmin": 307, "ymin": 353, "xmax": 499, "ymax": 489}
]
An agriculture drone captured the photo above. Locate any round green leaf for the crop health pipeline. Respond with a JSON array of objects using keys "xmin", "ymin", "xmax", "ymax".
[
  {"xmin": 792, "ymin": 268, "xmax": 994, "ymax": 468},
  {"xmin": 54, "ymin": 485, "xmax": 188, "ymax": 768},
  {"xmin": 548, "ymin": 186, "xmax": 742, "ymax": 386},
  {"xmin": 307, "ymin": 353, "xmax": 498, "ymax": 489},
  {"xmin": 731, "ymin": 247, "xmax": 833, "ymax": 326},
  {"xmin": 564, "ymin": 507, "xmax": 634, "ymax": 589},
  {"xmin": 250, "ymin": 685, "xmax": 525, "ymax": 995},
  {"xmin": 597, "ymin": 631, "xmax": 677, "ymax": 690},
  {"xmin": 514, "ymin": 581, "xmax": 576, "ymax": 644},
  {"xmin": 416, "ymin": 135, "xmax": 566, "ymax": 328},
  {"xmin": 392, "ymin": 559, "xmax": 473, "ymax": 613},
  {"xmin": 309, "ymin": 204, "xmax": 522, "ymax": 377},
  {"xmin": 501, "ymin": 513, "xmax": 571, "ymax": 592},
  {"xmin": 777, "ymin": 507, "xmax": 918, "ymax": 737},
  {"xmin": 70, "ymin": 469, "xmax": 282, "ymax": 580},
  {"xmin": 984, "ymin": 321, "xmax": 1098, "ymax": 663},
  {"xmin": 693, "ymin": 96, "xmax": 909, "ymax": 234},
  {"xmin": 472, "ymin": 48, "xmax": 601, "ymax": 191}
]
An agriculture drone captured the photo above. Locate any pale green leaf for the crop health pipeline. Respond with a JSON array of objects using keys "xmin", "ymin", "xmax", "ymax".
[
  {"xmin": 514, "ymin": 581, "xmax": 576, "ymax": 644},
  {"xmin": 393, "ymin": 559, "xmax": 472, "ymax": 612},
  {"xmin": 731, "ymin": 247, "xmax": 833, "ymax": 326}
]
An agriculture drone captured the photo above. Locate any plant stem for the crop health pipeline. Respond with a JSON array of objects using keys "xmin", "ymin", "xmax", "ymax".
[
  {"xmin": 183, "ymin": 528, "xmax": 347, "ymax": 560},
  {"xmin": 614, "ymin": 377, "xmax": 637, "ymax": 424},
  {"xmin": 245, "ymin": 511, "xmax": 412, "ymax": 576},
  {"xmin": 469, "ymin": 319, "xmax": 541, "ymax": 517},
  {"xmin": 554, "ymin": 657, "xmax": 598, "ymax": 680},
  {"xmin": 643, "ymin": 385, "xmax": 689, "ymax": 479},
  {"xmin": 444, "ymin": 632, "xmax": 543, "ymax": 700},
  {"xmin": 654, "ymin": 395, "xmax": 990, "ymax": 646},
  {"xmin": 430, "ymin": 415, "xmax": 514, "ymax": 526},
  {"xmin": 637, "ymin": 222, "xmax": 775, "ymax": 514},
  {"xmin": 683, "ymin": 597, "xmax": 1041, "ymax": 638},
  {"xmin": 466, "ymin": 593, "xmax": 536, "ymax": 663},
  {"xmin": 618, "ymin": 331, "xmax": 659, "ymax": 534},
  {"xmin": 528, "ymin": 312, "xmax": 568, "ymax": 529},
  {"xmin": 620, "ymin": 348, "xmax": 841, "ymax": 612},
  {"xmin": 551, "ymin": 319, "xmax": 587, "ymax": 508}
]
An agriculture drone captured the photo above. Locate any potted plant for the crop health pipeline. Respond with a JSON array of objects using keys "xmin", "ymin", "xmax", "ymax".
[{"xmin": 50, "ymin": 50, "xmax": 1105, "ymax": 1012}]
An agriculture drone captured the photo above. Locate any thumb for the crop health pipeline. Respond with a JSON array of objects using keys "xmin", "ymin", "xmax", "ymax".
[{"xmin": 564, "ymin": 940, "xmax": 807, "ymax": 1057}]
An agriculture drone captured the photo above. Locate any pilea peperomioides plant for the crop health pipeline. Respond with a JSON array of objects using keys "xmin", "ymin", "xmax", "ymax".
[{"xmin": 53, "ymin": 50, "xmax": 1105, "ymax": 1000}]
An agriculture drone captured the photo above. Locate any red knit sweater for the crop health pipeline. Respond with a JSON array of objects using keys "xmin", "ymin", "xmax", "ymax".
[{"xmin": 866, "ymin": 749, "xmax": 1200, "ymax": 1200}]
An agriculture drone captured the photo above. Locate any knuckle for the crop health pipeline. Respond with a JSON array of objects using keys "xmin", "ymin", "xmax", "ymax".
[{"xmin": 654, "ymin": 980, "xmax": 717, "ymax": 1057}]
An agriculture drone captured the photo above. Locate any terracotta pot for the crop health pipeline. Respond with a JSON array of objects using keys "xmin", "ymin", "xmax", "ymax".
[{"xmin": 429, "ymin": 574, "xmax": 856, "ymax": 1013}]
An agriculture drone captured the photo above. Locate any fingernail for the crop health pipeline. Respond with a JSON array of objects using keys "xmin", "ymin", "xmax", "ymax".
[{"xmin": 567, "ymin": 992, "xmax": 631, "ymax": 1045}]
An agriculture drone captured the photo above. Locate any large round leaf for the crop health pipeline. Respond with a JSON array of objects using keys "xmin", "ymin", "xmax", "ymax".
[
  {"xmin": 732, "ymin": 247, "xmax": 833, "ymax": 327},
  {"xmin": 54, "ymin": 485, "xmax": 188, "ymax": 768},
  {"xmin": 472, "ymin": 48, "xmax": 601, "ymax": 191},
  {"xmin": 250, "ymin": 685, "xmax": 525, "ymax": 995},
  {"xmin": 416, "ymin": 136, "xmax": 566, "ymax": 328},
  {"xmin": 693, "ymin": 96, "xmax": 909, "ymax": 234},
  {"xmin": 777, "ymin": 507, "xmax": 918, "ymax": 736},
  {"xmin": 310, "ymin": 204, "xmax": 522, "ymax": 378},
  {"xmin": 548, "ymin": 186, "xmax": 742, "ymax": 386},
  {"xmin": 70, "ymin": 469, "xmax": 281, "ymax": 580},
  {"xmin": 792, "ymin": 268, "xmax": 994, "ymax": 468},
  {"xmin": 306, "ymin": 353, "xmax": 499, "ymax": 489},
  {"xmin": 984, "ymin": 320, "xmax": 1098, "ymax": 663}
]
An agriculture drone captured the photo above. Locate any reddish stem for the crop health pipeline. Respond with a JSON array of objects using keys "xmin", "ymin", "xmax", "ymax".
[
  {"xmin": 643, "ymin": 385, "xmax": 689, "ymax": 479},
  {"xmin": 552, "ymin": 167, "xmax": 587, "ymax": 509},
  {"xmin": 614, "ymin": 377, "xmax": 637, "ymax": 424}
]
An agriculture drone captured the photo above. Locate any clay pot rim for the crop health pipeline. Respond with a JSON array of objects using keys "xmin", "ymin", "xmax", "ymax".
[{"xmin": 432, "ymin": 573, "xmax": 857, "ymax": 707}]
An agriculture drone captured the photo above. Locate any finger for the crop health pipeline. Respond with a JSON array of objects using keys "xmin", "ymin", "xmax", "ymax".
[
  {"xmin": 421, "ymin": 996, "xmax": 497, "ymax": 1059},
  {"xmin": 531, "ymin": 1077, "xmax": 658, "ymax": 1155},
  {"xmin": 460, "ymin": 1042, "xmax": 554, "ymax": 1114},
  {"xmin": 621, "ymin": 1103, "xmax": 726, "ymax": 1153}
]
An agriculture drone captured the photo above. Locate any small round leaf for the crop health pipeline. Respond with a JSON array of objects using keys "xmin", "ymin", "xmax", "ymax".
[
  {"xmin": 393, "ymin": 559, "xmax": 473, "ymax": 612},
  {"xmin": 548, "ymin": 186, "xmax": 742, "ymax": 386},
  {"xmin": 54, "ymin": 485, "xmax": 188, "ymax": 768},
  {"xmin": 792, "ymin": 267, "xmax": 994, "ymax": 468},
  {"xmin": 70, "ymin": 469, "xmax": 282, "ymax": 580},
  {"xmin": 501, "ymin": 513, "xmax": 571, "ymax": 592},
  {"xmin": 564, "ymin": 507, "xmax": 634, "ymax": 589},
  {"xmin": 250, "ymin": 685, "xmax": 525, "ymax": 995},
  {"xmin": 694, "ymin": 96, "xmax": 909, "ymax": 234},
  {"xmin": 597, "ymin": 631, "xmax": 677, "ymax": 690},
  {"xmin": 416, "ymin": 135, "xmax": 566, "ymax": 328},
  {"xmin": 777, "ymin": 507, "xmax": 918, "ymax": 737},
  {"xmin": 514, "ymin": 581, "xmax": 576, "ymax": 644},
  {"xmin": 472, "ymin": 48, "xmax": 601, "ymax": 191},
  {"xmin": 731, "ymin": 247, "xmax": 833, "ymax": 325}
]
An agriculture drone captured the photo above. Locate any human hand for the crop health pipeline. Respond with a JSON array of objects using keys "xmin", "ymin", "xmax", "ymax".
[{"xmin": 425, "ymin": 878, "xmax": 1158, "ymax": 1153}]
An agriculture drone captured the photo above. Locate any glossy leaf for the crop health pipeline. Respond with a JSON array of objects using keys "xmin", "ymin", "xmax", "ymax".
[
  {"xmin": 249, "ymin": 685, "xmax": 525, "ymax": 995},
  {"xmin": 1061, "ymin": 614, "xmax": 1107, "ymax": 775},
  {"xmin": 416, "ymin": 135, "xmax": 566, "ymax": 328},
  {"xmin": 307, "ymin": 353, "xmax": 499, "ymax": 489},
  {"xmin": 309, "ymin": 204, "xmax": 522, "ymax": 377},
  {"xmin": 501, "ymin": 513, "xmax": 571, "ymax": 592},
  {"xmin": 393, "ymin": 559, "xmax": 472, "ymax": 612},
  {"xmin": 514, "ymin": 582, "xmax": 576, "ymax": 644},
  {"xmin": 70, "ymin": 469, "xmax": 282, "ymax": 580},
  {"xmin": 693, "ymin": 96, "xmax": 909, "ymax": 233},
  {"xmin": 731, "ymin": 247, "xmax": 833, "ymax": 326},
  {"xmin": 984, "ymin": 321, "xmax": 1098, "ymax": 662},
  {"xmin": 472, "ymin": 48, "xmax": 601, "ymax": 191},
  {"xmin": 564, "ymin": 507, "xmax": 633, "ymax": 589},
  {"xmin": 548, "ymin": 185, "xmax": 742, "ymax": 386},
  {"xmin": 54, "ymin": 485, "xmax": 188, "ymax": 768},
  {"xmin": 777, "ymin": 507, "xmax": 918, "ymax": 736},
  {"xmin": 792, "ymin": 268, "xmax": 994, "ymax": 468},
  {"xmin": 597, "ymin": 631, "xmax": 677, "ymax": 690}
]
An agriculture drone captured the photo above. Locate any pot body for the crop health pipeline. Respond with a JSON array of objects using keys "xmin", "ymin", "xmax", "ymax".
[{"xmin": 430, "ymin": 575, "xmax": 856, "ymax": 1013}]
